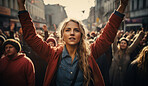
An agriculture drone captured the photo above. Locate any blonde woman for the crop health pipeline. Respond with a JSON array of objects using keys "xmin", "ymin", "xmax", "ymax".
[
  {"xmin": 17, "ymin": 0, "xmax": 128, "ymax": 86},
  {"xmin": 125, "ymin": 46, "xmax": 148, "ymax": 86}
]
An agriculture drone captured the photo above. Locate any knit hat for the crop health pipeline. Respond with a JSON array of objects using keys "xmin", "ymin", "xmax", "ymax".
[
  {"xmin": 3, "ymin": 39, "xmax": 21, "ymax": 52},
  {"xmin": 119, "ymin": 37, "xmax": 129, "ymax": 45},
  {"xmin": 46, "ymin": 37, "xmax": 57, "ymax": 46}
]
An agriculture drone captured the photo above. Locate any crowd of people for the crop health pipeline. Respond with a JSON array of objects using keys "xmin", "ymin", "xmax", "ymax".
[{"xmin": 0, "ymin": 0, "xmax": 148, "ymax": 86}]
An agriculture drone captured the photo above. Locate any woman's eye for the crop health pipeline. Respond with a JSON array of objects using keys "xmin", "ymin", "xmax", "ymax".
[
  {"xmin": 65, "ymin": 28, "xmax": 70, "ymax": 31},
  {"xmin": 65, "ymin": 29, "xmax": 70, "ymax": 31},
  {"xmin": 75, "ymin": 28, "xmax": 80, "ymax": 32},
  {"xmin": 75, "ymin": 30, "xmax": 80, "ymax": 32}
]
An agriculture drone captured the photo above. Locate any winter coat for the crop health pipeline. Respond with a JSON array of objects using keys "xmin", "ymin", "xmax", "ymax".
[
  {"xmin": 0, "ymin": 53, "xmax": 35, "ymax": 86},
  {"xmin": 18, "ymin": 11, "xmax": 123, "ymax": 86}
]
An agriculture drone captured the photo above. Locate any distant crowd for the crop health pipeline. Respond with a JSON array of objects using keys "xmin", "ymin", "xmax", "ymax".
[{"xmin": 0, "ymin": 22, "xmax": 148, "ymax": 86}]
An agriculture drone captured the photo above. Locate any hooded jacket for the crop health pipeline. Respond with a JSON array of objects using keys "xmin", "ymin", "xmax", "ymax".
[{"xmin": 0, "ymin": 53, "xmax": 35, "ymax": 86}]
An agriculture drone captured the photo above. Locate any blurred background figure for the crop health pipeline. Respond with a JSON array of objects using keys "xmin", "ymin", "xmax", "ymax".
[
  {"xmin": 125, "ymin": 46, "xmax": 148, "ymax": 86},
  {"xmin": 0, "ymin": 35, "xmax": 6, "ymax": 58},
  {"xmin": 0, "ymin": 39, "xmax": 35, "ymax": 86},
  {"xmin": 109, "ymin": 30, "xmax": 144, "ymax": 86},
  {"xmin": 46, "ymin": 37, "xmax": 57, "ymax": 47}
]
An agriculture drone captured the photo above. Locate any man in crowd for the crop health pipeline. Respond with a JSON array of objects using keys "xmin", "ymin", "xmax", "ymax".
[{"xmin": 0, "ymin": 39, "xmax": 35, "ymax": 86}]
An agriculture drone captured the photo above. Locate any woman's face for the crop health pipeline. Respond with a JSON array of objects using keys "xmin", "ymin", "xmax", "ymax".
[
  {"xmin": 120, "ymin": 40, "xmax": 127, "ymax": 50},
  {"xmin": 63, "ymin": 21, "xmax": 81, "ymax": 46}
]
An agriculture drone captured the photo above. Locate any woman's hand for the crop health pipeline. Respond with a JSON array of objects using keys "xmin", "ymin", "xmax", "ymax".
[
  {"xmin": 117, "ymin": 0, "xmax": 129, "ymax": 13},
  {"xmin": 120, "ymin": 0, "xmax": 129, "ymax": 6},
  {"xmin": 17, "ymin": 0, "xmax": 26, "ymax": 11},
  {"xmin": 42, "ymin": 25, "xmax": 48, "ymax": 31}
]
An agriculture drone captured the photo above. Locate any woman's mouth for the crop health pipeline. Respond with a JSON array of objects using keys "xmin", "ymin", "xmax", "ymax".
[{"xmin": 69, "ymin": 37, "xmax": 75, "ymax": 41}]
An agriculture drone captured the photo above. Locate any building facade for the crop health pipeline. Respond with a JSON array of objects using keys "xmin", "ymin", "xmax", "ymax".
[
  {"xmin": 0, "ymin": 0, "xmax": 46, "ymax": 31},
  {"xmin": 0, "ymin": 0, "xmax": 19, "ymax": 31},
  {"xmin": 26, "ymin": 0, "xmax": 46, "ymax": 29},
  {"xmin": 87, "ymin": 0, "xmax": 148, "ymax": 31},
  {"xmin": 125, "ymin": 0, "xmax": 148, "ymax": 31},
  {"xmin": 45, "ymin": 4, "xmax": 67, "ymax": 31}
]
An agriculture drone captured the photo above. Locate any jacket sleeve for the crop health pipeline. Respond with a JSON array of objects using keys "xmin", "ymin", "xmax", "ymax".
[
  {"xmin": 90, "ymin": 13, "xmax": 123, "ymax": 59},
  {"xmin": 18, "ymin": 12, "xmax": 54, "ymax": 62}
]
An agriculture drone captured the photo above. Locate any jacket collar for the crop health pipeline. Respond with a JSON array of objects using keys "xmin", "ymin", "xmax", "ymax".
[{"xmin": 5, "ymin": 53, "xmax": 25, "ymax": 61}]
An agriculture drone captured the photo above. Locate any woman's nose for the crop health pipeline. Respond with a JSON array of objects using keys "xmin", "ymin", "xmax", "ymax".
[{"xmin": 70, "ymin": 30, "xmax": 74, "ymax": 35}]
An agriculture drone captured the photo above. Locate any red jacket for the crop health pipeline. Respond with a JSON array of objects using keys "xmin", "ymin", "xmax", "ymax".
[
  {"xmin": 0, "ymin": 53, "xmax": 35, "ymax": 86},
  {"xmin": 19, "ymin": 12, "xmax": 123, "ymax": 86}
]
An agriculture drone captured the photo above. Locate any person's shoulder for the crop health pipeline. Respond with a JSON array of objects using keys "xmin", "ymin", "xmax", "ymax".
[
  {"xmin": 131, "ymin": 59, "xmax": 138, "ymax": 65},
  {"xmin": 18, "ymin": 53, "xmax": 33, "ymax": 63},
  {"xmin": 130, "ymin": 59, "xmax": 138, "ymax": 68}
]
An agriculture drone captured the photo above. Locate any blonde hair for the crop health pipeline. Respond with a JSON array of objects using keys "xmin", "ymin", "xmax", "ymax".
[
  {"xmin": 58, "ymin": 18, "xmax": 92, "ymax": 86},
  {"xmin": 135, "ymin": 46, "xmax": 148, "ymax": 72}
]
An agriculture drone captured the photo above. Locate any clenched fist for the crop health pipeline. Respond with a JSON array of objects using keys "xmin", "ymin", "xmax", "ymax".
[{"xmin": 17, "ymin": 0, "xmax": 26, "ymax": 11}]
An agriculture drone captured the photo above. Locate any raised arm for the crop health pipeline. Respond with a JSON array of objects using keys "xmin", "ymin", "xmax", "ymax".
[
  {"xmin": 116, "ymin": 0, "xmax": 129, "ymax": 13},
  {"xmin": 17, "ymin": 0, "xmax": 54, "ymax": 62},
  {"xmin": 42, "ymin": 25, "xmax": 49, "ymax": 41},
  {"xmin": 128, "ymin": 30, "xmax": 144, "ymax": 53},
  {"xmin": 17, "ymin": 0, "xmax": 26, "ymax": 11},
  {"xmin": 112, "ymin": 30, "xmax": 123, "ymax": 53},
  {"xmin": 90, "ymin": 0, "xmax": 129, "ymax": 59}
]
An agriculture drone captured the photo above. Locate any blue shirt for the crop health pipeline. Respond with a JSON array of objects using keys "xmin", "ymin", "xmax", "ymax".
[{"xmin": 56, "ymin": 46, "xmax": 84, "ymax": 86}]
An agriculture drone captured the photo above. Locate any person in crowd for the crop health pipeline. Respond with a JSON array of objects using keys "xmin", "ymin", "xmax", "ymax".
[
  {"xmin": 18, "ymin": 27, "xmax": 48, "ymax": 86},
  {"xmin": 46, "ymin": 37, "xmax": 57, "ymax": 47},
  {"xmin": 109, "ymin": 30, "xmax": 144, "ymax": 86},
  {"xmin": 0, "ymin": 39, "xmax": 35, "ymax": 86},
  {"xmin": 0, "ymin": 35, "xmax": 6, "ymax": 58},
  {"xmin": 42, "ymin": 25, "xmax": 49, "ymax": 41},
  {"xmin": 125, "ymin": 45, "xmax": 148, "ymax": 86},
  {"xmin": 130, "ymin": 31, "xmax": 148, "ymax": 60},
  {"xmin": 3, "ymin": 22, "xmax": 16, "ymax": 39},
  {"xmin": 96, "ymin": 46, "xmax": 113, "ymax": 86},
  {"xmin": 17, "ymin": 0, "xmax": 129, "ymax": 86}
]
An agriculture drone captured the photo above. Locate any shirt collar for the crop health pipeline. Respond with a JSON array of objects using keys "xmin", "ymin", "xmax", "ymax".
[
  {"xmin": 62, "ymin": 45, "xmax": 70, "ymax": 58},
  {"xmin": 62, "ymin": 45, "xmax": 78, "ymax": 59}
]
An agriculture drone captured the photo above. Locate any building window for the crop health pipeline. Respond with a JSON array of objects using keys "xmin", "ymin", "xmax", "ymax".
[
  {"xmin": 8, "ymin": 0, "xmax": 10, "ymax": 8},
  {"xmin": 132, "ymin": 0, "xmax": 134, "ymax": 11},
  {"xmin": 143, "ymin": 0, "xmax": 146, "ymax": 8},
  {"xmin": 49, "ymin": 15, "xmax": 52, "ymax": 26},
  {"xmin": 13, "ymin": 0, "xmax": 16, "ymax": 9},
  {"xmin": 137, "ymin": 0, "xmax": 139, "ymax": 10},
  {"xmin": 2, "ymin": 0, "xmax": 5, "ymax": 6}
]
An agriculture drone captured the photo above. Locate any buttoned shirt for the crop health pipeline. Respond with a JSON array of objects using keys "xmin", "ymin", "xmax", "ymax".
[{"xmin": 56, "ymin": 46, "xmax": 83, "ymax": 86}]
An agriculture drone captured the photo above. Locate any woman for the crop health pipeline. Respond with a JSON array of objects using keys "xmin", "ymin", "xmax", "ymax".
[
  {"xmin": 125, "ymin": 46, "xmax": 148, "ymax": 86},
  {"xmin": 17, "ymin": 0, "xmax": 128, "ymax": 86},
  {"xmin": 109, "ymin": 30, "xmax": 144, "ymax": 86}
]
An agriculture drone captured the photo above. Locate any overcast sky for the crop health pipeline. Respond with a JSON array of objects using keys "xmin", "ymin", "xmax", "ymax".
[{"xmin": 43, "ymin": 0, "xmax": 95, "ymax": 20}]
